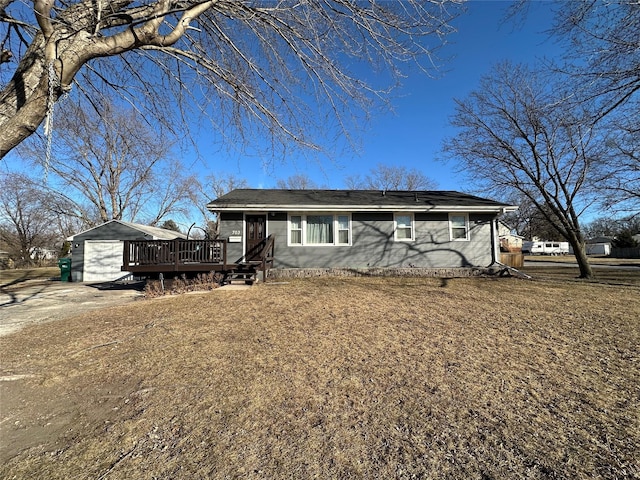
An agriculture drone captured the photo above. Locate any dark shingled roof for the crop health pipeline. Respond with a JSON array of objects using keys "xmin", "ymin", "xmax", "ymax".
[
  {"xmin": 68, "ymin": 219, "xmax": 187, "ymax": 240},
  {"xmin": 207, "ymin": 189, "xmax": 515, "ymax": 213}
]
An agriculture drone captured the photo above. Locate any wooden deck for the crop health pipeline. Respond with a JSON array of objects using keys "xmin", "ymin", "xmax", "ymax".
[
  {"xmin": 122, "ymin": 235, "xmax": 275, "ymax": 283},
  {"xmin": 122, "ymin": 239, "xmax": 231, "ymax": 274}
]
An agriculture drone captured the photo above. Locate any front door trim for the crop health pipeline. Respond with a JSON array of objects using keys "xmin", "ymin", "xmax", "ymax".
[{"xmin": 244, "ymin": 213, "xmax": 268, "ymax": 260}]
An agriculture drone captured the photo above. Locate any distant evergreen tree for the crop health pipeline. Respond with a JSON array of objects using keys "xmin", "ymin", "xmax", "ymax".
[
  {"xmin": 160, "ymin": 220, "xmax": 182, "ymax": 233},
  {"xmin": 613, "ymin": 230, "xmax": 639, "ymax": 248}
]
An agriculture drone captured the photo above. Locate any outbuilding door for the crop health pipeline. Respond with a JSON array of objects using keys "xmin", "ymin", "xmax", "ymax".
[{"xmin": 83, "ymin": 240, "xmax": 129, "ymax": 282}]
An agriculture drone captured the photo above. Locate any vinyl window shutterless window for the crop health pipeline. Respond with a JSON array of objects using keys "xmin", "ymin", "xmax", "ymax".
[
  {"xmin": 449, "ymin": 213, "xmax": 469, "ymax": 241},
  {"xmin": 337, "ymin": 215, "xmax": 350, "ymax": 244},
  {"xmin": 394, "ymin": 214, "xmax": 414, "ymax": 241},
  {"xmin": 290, "ymin": 215, "xmax": 302, "ymax": 245},
  {"xmin": 288, "ymin": 214, "xmax": 351, "ymax": 246}
]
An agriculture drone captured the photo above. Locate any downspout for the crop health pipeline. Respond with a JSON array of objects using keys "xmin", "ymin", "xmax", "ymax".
[
  {"xmin": 490, "ymin": 217, "xmax": 499, "ymax": 265},
  {"xmin": 490, "ymin": 212, "xmax": 531, "ymax": 279}
]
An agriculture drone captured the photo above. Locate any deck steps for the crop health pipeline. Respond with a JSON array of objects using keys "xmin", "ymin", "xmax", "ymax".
[{"xmin": 223, "ymin": 263, "xmax": 259, "ymax": 285}]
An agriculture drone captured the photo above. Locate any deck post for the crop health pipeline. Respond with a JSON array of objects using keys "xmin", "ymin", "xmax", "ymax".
[
  {"xmin": 223, "ymin": 241, "xmax": 227, "ymax": 271},
  {"xmin": 174, "ymin": 238, "xmax": 179, "ymax": 272},
  {"xmin": 122, "ymin": 240, "xmax": 130, "ymax": 270}
]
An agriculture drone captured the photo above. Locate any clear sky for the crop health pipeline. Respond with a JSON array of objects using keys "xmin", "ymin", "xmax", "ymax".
[
  {"xmin": 1, "ymin": 1, "xmax": 562, "ymax": 199},
  {"xmin": 196, "ymin": 0, "xmax": 561, "ymax": 191}
]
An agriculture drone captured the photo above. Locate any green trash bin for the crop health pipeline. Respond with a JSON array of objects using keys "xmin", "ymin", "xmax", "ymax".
[{"xmin": 58, "ymin": 257, "xmax": 72, "ymax": 282}]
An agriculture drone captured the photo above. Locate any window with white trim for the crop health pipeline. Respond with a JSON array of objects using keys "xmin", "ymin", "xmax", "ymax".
[
  {"xmin": 290, "ymin": 215, "xmax": 302, "ymax": 244},
  {"xmin": 449, "ymin": 213, "xmax": 469, "ymax": 241},
  {"xmin": 337, "ymin": 215, "xmax": 350, "ymax": 244},
  {"xmin": 394, "ymin": 213, "xmax": 414, "ymax": 241},
  {"xmin": 288, "ymin": 214, "xmax": 351, "ymax": 246}
]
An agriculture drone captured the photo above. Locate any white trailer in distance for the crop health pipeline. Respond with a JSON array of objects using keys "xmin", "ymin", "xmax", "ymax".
[{"xmin": 522, "ymin": 241, "xmax": 570, "ymax": 255}]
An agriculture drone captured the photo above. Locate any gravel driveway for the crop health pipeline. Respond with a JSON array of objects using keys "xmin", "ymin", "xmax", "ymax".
[{"xmin": 0, "ymin": 280, "xmax": 144, "ymax": 337}]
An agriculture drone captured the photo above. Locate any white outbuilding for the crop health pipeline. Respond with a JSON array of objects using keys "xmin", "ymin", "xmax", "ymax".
[{"xmin": 67, "ymin": 220, "xmax": 186, "ymax": 282}]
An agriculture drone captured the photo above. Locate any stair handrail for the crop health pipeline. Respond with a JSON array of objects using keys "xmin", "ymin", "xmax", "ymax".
[{"xmin": 258, "ymin": 234, "xmax": 275, "ymax": 279}]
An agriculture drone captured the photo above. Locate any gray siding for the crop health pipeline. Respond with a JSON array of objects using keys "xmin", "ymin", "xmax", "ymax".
[
  {"xmin": 219, "ymin": 210, "xmax": 496, "ymax": 269},
  {"xmin": 218, "ymin": 212, "xmax": 245, "ymax": 263}
]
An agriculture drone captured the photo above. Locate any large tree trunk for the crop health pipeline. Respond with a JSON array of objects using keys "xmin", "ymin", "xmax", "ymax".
[
  {"xmin": 0, "ymin": 37, "xmax": 51, "ymax": 158},
  {"xmin": 567, "ymin": 234, "xmax": 594, "ymax": 279},
  {"xmin": 0, "ymin": 0, "xmax": 195, "ymax": 158}
]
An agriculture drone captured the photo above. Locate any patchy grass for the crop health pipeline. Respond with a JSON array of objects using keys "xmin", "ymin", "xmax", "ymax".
[
  {"xmin": 521, "ymin": 264, "xmax": 640, "ymax": 287},
  {"xmin": 1, "ymin": 276, "xmax": 638, "ymax": 479},
  {"xmin": 525, "ymin": 255, "xmax": 640, "ymax": 266},
  {"xmin": 0, "ymin": 267, "xmax": 60, "ymax": 288}
]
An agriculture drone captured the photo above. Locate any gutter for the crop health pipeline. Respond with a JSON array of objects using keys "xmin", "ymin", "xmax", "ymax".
[{"xmin": 207, "ymin": 204, "xmax": 515, "ymax": 214}]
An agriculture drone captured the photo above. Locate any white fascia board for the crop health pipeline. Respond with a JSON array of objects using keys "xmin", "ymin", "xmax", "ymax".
[{"xmin": 208, "ymin": 204, "xmax": 514, "ymax": 213}]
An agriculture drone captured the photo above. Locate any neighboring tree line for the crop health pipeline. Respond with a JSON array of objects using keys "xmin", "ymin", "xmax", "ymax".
[{"xmin": 502, "ymin": 204, "xmax": 640, "ymax": 247}]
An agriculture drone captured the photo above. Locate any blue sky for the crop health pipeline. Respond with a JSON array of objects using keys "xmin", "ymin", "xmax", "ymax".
[
  {"xmin": 196, "ymin": 1, "xmax": 562, "ymax": 191},
  {"xmin": 1, "ymin": 1, "xmax": 561, "ymax": 199}
]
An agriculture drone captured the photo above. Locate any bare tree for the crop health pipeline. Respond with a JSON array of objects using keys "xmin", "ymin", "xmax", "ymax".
[
  {"xmin": 0, "ymin": 1, "xmax": 463, "ymax": 159},
  {"xmin": 443, "ymin": 62, "xmax": 601, "ymax": 279},
  {"xmin": 504, "ymin": 1, "xmax": 640, "ymax": 222},
  {"xmin": 0, "ymin": 173, "xmax": 58, "ymax": 266},
  {"xmin": 550, "ymin": 2, "xmax": 640, "ymax": 219},
  {"xmin": 551, "ymin": 1, "xmax": 640, "ymax": 121},
  {"xmin": 276, "ymin": 174, "xmax": 318, "ymax": 190},
  {"xmin": 188, "ymin": 173, "xmax": 249, "ymax": 238},
  {"xmin": 594, "ymin": 111, "xmax": 640, "ymax": 218},
  {"xmin": 506, "ymin": 1, "xmax": 639, "ymax": 122},
  {"xmin": 346, "ymin": 163, "xmax": 437, "ymax": 190},
  {"xmin": 21, "ymin": 98, "xmax": 195, "ymax": 226},
  {"xmin": 144, "ymin": 159, "xmax": 199, "ymax": 227},
  {"xmin": 501, "ymin": 195, "xmax": 565, "ymax": 242}
]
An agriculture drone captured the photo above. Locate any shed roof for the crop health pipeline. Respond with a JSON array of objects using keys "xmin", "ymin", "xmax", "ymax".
[
  {"xmin": 68, "ymin": 220, "xmax": 187, "ymax": 241},
  {"xmin": 207, "ymin": 189, "xmax": 516, "ymax": 213}
]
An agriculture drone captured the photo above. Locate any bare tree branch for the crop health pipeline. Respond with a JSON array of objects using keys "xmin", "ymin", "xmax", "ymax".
[
  {"xmin": 19, "ymin": 96, "xmax": 191, "ymax": 226},
  {"xmin": 1, "ymin": 0, "xmax": 463, "ymax": 159}
]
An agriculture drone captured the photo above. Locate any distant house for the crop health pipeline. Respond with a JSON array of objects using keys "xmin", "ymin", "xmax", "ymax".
[
  {"xmin": 207, "ymin": 189, "xmax": 517, "ymax": 270},
  {"xmin": 68, "ymin": 220, "xmax": 186, "ymax": 282},
  {"xmin": 0, "ymin": 250, "xmax": 10, "ymax": 269},
  {"xmin": 29, "ymin": 247, "xmax": 57, "ymax": 261},
  {"xmin": 585, "ymin": 236, "xmax": 613, "ymax": 256},
  {"xmin": 498, "ymin": 221, "xmax": 524, "ymax": 252}
]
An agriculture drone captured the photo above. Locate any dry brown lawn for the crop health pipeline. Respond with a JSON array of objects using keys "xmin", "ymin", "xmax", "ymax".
[
  {"xmin": 1, "ymin": 275, "xmax": 639, "ymax": 479},
  {"xmin": 1, "ymin": 267, "xmax": 60, "ymax": 287}
]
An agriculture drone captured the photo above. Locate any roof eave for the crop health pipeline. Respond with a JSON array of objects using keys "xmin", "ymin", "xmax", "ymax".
[{"xmin": 207, "ymin": 204, "xmax": 517, "ymax": 214}]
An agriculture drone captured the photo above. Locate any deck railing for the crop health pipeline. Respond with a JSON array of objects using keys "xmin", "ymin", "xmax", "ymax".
[{"xmin": 123, "ymin": 239, "xmax": 228, "ymax": 272}]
